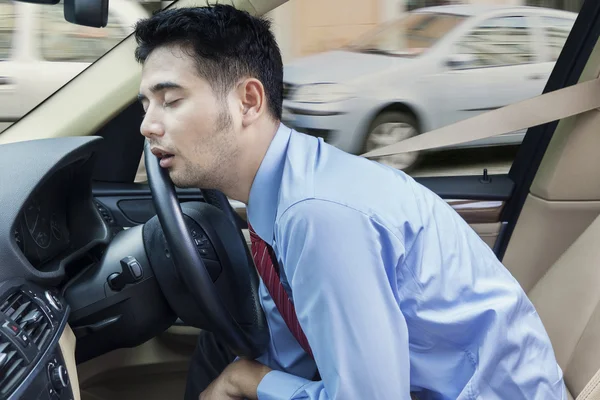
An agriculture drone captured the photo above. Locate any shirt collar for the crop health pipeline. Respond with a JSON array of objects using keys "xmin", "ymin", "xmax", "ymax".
[{"xmin": 247, "ymin": 123, "xmax": 292, "ymax": 244}]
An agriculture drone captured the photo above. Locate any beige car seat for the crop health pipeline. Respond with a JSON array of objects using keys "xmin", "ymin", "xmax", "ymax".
[{"xmin": 529, "ymin": 214, "xmax": 600, "ymax": 399}]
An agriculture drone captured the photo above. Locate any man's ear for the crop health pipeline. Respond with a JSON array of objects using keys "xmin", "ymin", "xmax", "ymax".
[{"xmin": 237, "ymin": 78, "xmax": 266, "ymax": 127}]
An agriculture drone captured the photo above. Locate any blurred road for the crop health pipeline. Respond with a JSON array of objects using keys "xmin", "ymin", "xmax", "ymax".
[{"xmin": 410, "ymin": 145, "xmax": 519, "ymax": 178}]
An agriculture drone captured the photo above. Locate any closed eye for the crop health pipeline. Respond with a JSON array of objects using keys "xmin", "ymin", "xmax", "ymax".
[{"xmin": 164, "ymin": 99, "xmax": 182, "ymax": 108}]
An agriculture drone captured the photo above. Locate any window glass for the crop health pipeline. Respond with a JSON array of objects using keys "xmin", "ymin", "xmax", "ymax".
[
  {"xmin": 0, "ymin": 0, "xmax": 582, "ymax": 185},
  {"xmin": 0, "ymin": 0, "xmax": 15, "ymax": 60},
  {"xmin": 540, "ymin": 16, "xmax": 575, "ymax": 62},
  {"xmin": 347, "ymin": 12, "xmax": 466, "ymax": 57},
  {"xmin": 454, "ymin": 16, "xmax": 535, "ymax": 68},
  {"xmin": 0, "ymin": 1, "xmax": 149, "ymax": 135},
  {"xmin": 273, "ymin": 3, "xmax": 567, "ymax": 181},
  {"xmin": 40, "ymin": 3, "xmax": 131, "ymax": 62}
]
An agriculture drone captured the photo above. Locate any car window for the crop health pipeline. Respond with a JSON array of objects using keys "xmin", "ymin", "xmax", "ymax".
[
  {"xmin": 0, "ymin": 1, "xmax": 149, "ymax": 135},
  {"xmin": 39, "ymin": 4, "xmax": 131, "ymax": 62},
  {"xmin": 453, "ymin": 16, "xmax": 536, "ymax": 69},
  {"xmin": 0, "ymin": 0, "xmax": 15, "ymax": 60},
  {"xmin": 539, "ymin": 16, "xmax": 575, "ymax": 62},
  {"xmin": 0, "ymin": 0, "xmax": 580, "ymax": 186},
  {"xmin": 346, "ymin": 12, "xmax": 466, "ymax": 57},
  {"xmin": 269, "ymin": 2, "xmax": 581, "ymax": 184}
]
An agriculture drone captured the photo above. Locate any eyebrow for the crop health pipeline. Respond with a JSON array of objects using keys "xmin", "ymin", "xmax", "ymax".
[{"xmin": 137, "ymin": 81, "xmax": 184, "ymax": 102}]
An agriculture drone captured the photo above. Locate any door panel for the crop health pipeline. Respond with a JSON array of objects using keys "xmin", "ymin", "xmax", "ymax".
[
  {"xmin": 237, "ymin": 209, "xmax": 504, "ymax": 249},
  {"xmin": 93, "ymin": 175, "xmax": 511, "ymax": 246},
  {"xmin": 446, "ymin": 199, "xmax": 504, "ymax": 224},
  {"xmin": 93, "ymin": 173, "xmax": 511, "ymax": 258},
  {"xmin": 503, "ymin": 194, "xmax": 600, "ymax": 293},
  {"xmin": 470, "ymin": 222, "xmax": 502, "ymax": 248},
  {"xmin": 500, "ymin": 108, "xmax": 600, "ymax": 292}
]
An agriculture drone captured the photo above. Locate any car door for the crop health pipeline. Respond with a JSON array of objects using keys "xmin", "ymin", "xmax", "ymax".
[{"xmin": 431, "ymin": 14, "xmax": 548, "ymax": 147}]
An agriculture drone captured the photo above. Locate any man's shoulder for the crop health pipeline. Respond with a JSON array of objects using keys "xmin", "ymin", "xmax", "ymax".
[
  {"xmin": 279, "ymin": 129, "xmax": 479, "ymax": 242},
  {"xmin": 282, "ymin": 129, "xmax": 414, "ymax": 214},
  {"xmin": 276, "ymin": 153, "xmax": 416, "ymax": 244}
]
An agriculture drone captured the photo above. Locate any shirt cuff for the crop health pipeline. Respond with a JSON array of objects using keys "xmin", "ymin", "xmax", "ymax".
[{"xmin": 257, "ymin": 370, "xmax": 311, "ymax": 400}]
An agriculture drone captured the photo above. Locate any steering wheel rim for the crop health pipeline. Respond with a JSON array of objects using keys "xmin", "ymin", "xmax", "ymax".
[{"xmin": 144, "ymin": 140, "xmax": 262, "ymax": 357}]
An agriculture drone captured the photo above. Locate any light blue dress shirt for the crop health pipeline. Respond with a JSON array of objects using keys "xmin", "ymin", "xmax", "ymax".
[{"xmin": 247, "ymin": 123, "xmax": 566, "ymax": 399}]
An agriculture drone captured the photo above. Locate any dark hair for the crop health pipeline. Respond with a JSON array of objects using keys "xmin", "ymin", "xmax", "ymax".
[{"xmin": 133, "ymin": 4, "xmax": 283, "ymax": 120}]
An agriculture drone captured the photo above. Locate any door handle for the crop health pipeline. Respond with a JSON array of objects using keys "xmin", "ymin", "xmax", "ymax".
[
  {"xmin": 527, "ymin": 74, "xmax": 546, "ymax": 81},
  {"xmin": 0, "ymin": 76, "xmax": 13, "ymax": 85}
]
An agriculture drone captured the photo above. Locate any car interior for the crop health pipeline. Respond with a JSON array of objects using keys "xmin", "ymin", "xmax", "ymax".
[{"xmin": 1, "ymin": 0, "xmax": 600, "ymax": 399}]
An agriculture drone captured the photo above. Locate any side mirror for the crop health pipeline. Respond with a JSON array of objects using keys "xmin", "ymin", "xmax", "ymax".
[
  {"xmin": 446, "ymin": 54, "xmax": 477, "ymax": 70},
  {"xmin": 64, "ymin": 0, "xmax": 109, "ymax": 28}
]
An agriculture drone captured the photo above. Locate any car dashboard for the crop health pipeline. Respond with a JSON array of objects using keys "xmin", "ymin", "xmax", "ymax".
[{"xmin": 0, "ymin": 136, "xmax": 109, "ymax": 400}]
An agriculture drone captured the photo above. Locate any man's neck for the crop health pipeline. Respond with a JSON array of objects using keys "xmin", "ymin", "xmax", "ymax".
[{"xmin": 221, "ymin": 119, "xmax": 280, "ymax": 204}]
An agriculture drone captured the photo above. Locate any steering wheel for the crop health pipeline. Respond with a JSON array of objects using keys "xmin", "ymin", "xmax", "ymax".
[{"xmin": 143, "ymin": 140, "xmax": 267, "ymax": 358}]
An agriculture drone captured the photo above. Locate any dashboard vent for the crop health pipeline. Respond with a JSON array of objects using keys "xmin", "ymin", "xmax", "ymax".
[
  {"xmin": 0, "ymin": 336, "xmax": 26, "ymax": 397},
  {"xmin": 1, "ymin": 291, "xmax": 52, "ymax": 350}
]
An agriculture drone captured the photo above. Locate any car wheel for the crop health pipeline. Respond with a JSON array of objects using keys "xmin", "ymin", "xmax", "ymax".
[{"xmin": 363, "ymin": 111, "xmax": 420, "ymax": 171}]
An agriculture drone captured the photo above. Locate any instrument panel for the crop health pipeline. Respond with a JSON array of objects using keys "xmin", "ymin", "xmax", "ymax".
[{"xmin": 14, "ymin": 167, "xmax": 73, "ymax": 269}]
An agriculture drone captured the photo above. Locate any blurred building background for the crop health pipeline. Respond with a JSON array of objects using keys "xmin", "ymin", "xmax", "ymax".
[
  {"xmin": 261, "ymin": 0, "xmax": 584, "ymax": 63},
  {"xmin": 135, "ymin": 0, "xmax": 585, "ymax": 63}
]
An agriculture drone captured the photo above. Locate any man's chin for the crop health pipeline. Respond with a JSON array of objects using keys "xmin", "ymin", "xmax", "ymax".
[
  {"xmin": 169, "ymin": 174, "xmax": 196, "ymax": 189},
  {"xmin": 168, "ymin": 169, "xmax": 202, "ymax": 189}
]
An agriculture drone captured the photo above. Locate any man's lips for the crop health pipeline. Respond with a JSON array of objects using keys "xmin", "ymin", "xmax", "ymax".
[
  {"xmin": 150, "ymin": 147, "xmax": 175, "ymax": 159},
  {"xmin": 151, "ymin": 147, "xmax": 175, "ymax": 168}
]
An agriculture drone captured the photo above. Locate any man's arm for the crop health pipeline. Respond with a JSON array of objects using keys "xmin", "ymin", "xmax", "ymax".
[{"xmin": 257, "ymin": 199, "xmax": 412, "ymax": 400}]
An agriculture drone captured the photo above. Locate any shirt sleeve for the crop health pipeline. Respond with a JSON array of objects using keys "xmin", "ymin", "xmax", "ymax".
[{"xmin": 257, "ymin": 199, "xmax": 412, "ymax": 400}]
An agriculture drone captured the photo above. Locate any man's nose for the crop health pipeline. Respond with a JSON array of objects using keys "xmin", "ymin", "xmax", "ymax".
[{"xmin": 140, "ymin": 111, "xmax": 165, "ymax": 138}]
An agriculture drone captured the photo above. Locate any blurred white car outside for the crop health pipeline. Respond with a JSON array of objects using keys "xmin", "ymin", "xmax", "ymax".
[
  {"xmin": 0, "ymin": 0, "xmax": 149, "ymax": 133},
  {"xmin": 282, "ymin": 5, "xmax": 577, "ymax": 169}
]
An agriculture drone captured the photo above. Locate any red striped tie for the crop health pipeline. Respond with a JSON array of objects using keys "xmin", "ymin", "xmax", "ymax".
[{"xmin": 248, "ymin": 224, "xmax": 313, "ymax": 358}]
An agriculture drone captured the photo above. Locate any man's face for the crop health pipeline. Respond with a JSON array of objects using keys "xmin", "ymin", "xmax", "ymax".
[{"xmin": 138, "ymin": 45, "xmax": 238, "ymax": 189}]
